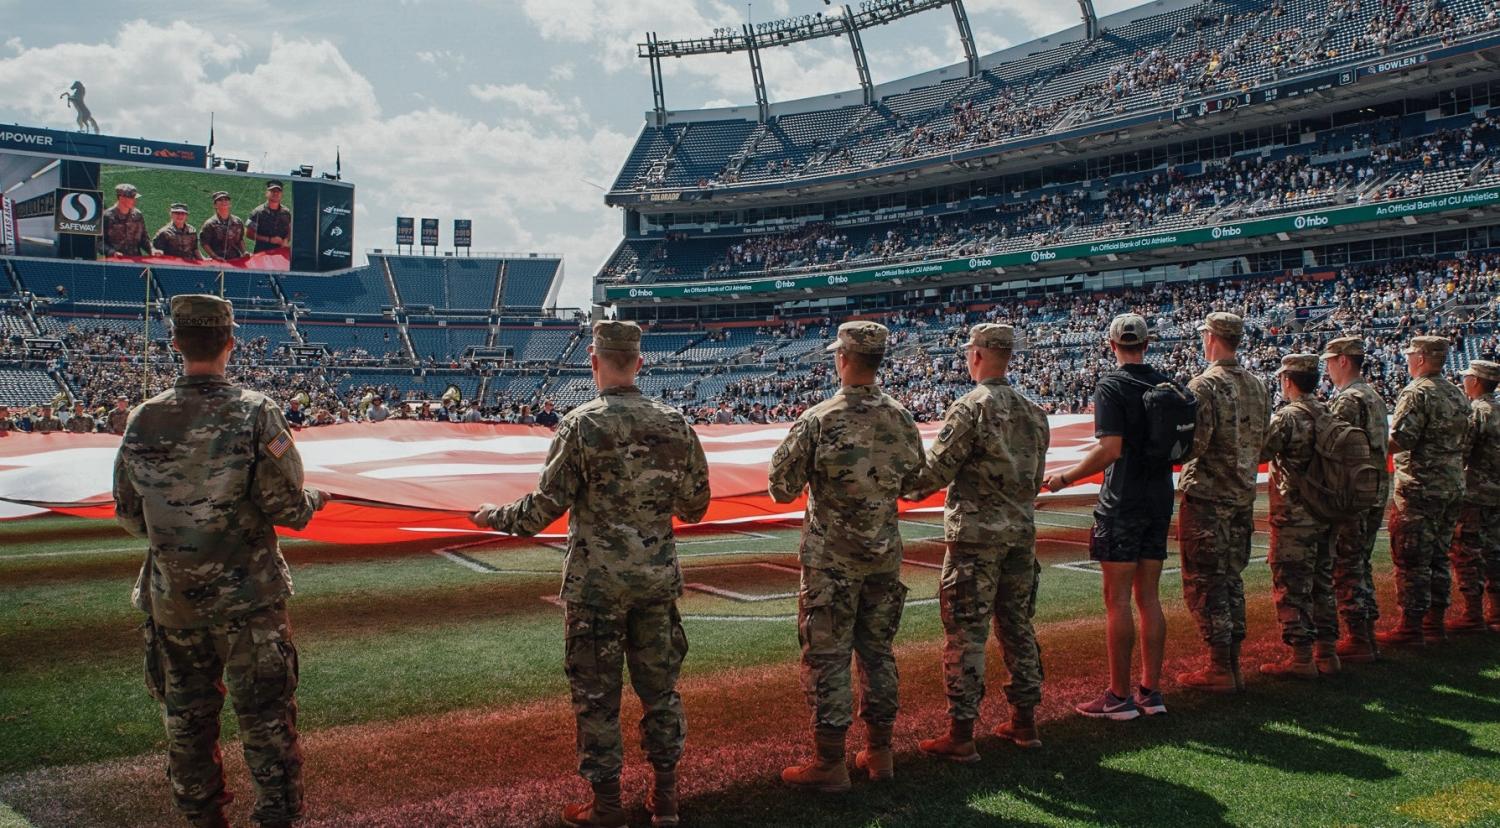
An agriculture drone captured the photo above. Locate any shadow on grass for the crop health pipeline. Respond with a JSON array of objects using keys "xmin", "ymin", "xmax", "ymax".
[{"xmin": 676, "ymin": 635, "xmax": 1500, "ymax": 828}]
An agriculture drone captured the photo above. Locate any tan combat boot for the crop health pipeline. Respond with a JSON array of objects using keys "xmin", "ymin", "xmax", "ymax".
[
  {"xmin": 1176, "ymin": 644, "xmax": 1238, "ymax": 692},
  {"xmin": 1423, "ymin": 606, "xmax": 1450, "ymax": 642},
  {"xmin": 193, "ymin": 811, "xmax": 230, "ymax": 828},
  {"xmin": 1313, "ymin": 640, "xmax": 1341, "ymax": 675},
  {"xmin": 1487, "ymin": 591, "xmax": 1500, "ymax": 630},
  {"xmin": 1229, "ymin": 640, "xmax": 1246, "ymax": 692},
  {"xmin": 1259, "ymin": 643, "xmax": 1318, "ymax": 679},
  {"xmin": 644, "ymin": 769, "xmax": 679, "ymax": 827},
  {"xmin": 1336, "ymin": 618, "xmax": 1378, "ymax": 663},
  {"xmin": 1376, "ymin": 612, "xmax": 1426, "ymax": 646},
  {"xmin": 781, "ymin": 730, "xmax": 851, "ymax": 794},
  {"xmin": 854, "ymin": 723, "xmax": 895, "ymax": 781},
  {"xmin": 1447, "ymin": 597, "xmax": 1488, "ymax": 634},
  {"xmin": 918, "ymin": 718, "xmax": 980, "ymax": 763},
  {"xmin": 561, "ymin": 779, "xmax": 628, "ymax": 828},
  {"xmin": 993, "ymin": 706, "xmax": 1042, "ymax": 749}
]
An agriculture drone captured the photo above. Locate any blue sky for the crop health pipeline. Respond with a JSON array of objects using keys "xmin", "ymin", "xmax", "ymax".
[{"xmin": 0, "ymin": 0, "xmax": 1140, "ymax": 306}]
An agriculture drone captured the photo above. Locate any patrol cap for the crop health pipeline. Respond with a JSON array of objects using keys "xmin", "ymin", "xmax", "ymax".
[
  {"xmin": 1403, "ymin": 335, "xmax": 1450, "ymax": 358},
  {"xmin": 211, "ymin": 191, "xmax": 231, "ymax": 202},
  {"xmin": 591, "ymin": 320, "xmax": 641, "ymax": 352},
  {"xmin": 1275, "ymin": 353, "xmax": 1319, "ymax": 375},
  {"xmin": 1461, "ymin": 360, "xmax": 1500, "ymax": 381},
  {"xmin": 1197, "ymin": 312, "xmax": 1244, "ymax": 338},
  {"xmin": 1319, "ymin": 335, "xmax": 1364, "ymax": 360},
  {"xmin": 265, "ymin": 179, "xmax": 284, "ymax": 191},
  {"xmin": 965, "ymin": 323, "xmax": 1019, "ymax": 351},
  {"xmin": 114, "ymin": 183, "xmax": 139, "ymax": 197},
  {"xmin": 169, "ymin": 203, "xmax": 189, "ymax": 213},
  {"xmin": 1108, "ymin": 313, "xmax": 1149, "ymax": 346},
  {"xmin": 170, "ymin": 294, "xmax": 238, "ymax": 329},
  {"xmin": 825, "ymin": 320, "xmax": 888, "ymax": 354}
]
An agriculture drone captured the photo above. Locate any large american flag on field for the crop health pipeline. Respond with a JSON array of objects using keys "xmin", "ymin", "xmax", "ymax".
[{"xmin": 0, "ymin": 417, "xmax": 1103, "ymax": 545}]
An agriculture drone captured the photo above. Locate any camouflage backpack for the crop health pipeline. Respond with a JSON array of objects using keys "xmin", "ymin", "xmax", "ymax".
[{"xmin": 1293, "ymin": 399, "xmax": 1382, "ymax": 523}]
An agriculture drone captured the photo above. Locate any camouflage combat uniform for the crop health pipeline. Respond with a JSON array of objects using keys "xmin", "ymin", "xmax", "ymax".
[
  {"xmin": 1388, "ymin": 339, "xmax": 1470, "ymax": 620},
  {"xmin": 33, "ymin": 413, "xmax": 62, "ymax": 433},
  {"xmin": 1262, "ymin": 375, "xmax": 1337, "ymax": 646},
  {"xmin": 1325, "ymin": 338, "xmax": 1390, "ymax": 630},
  {"xmin": 200, "ymin": 214, "xmax": 247, "ymax": 260},
  {"xmin": 64, "ymin": 411, "xmax": 95, "ymax": 433},
  {"xmin": 0, "ymin": 414, "xmax": 15, "ymax": 432},
  {"xmin": 769, "ymin": 323, "xmax": 925, "ymax": 737},
  {"xmin": 248, "ymin": 203, "xmax": 292, "ymax": 253},
  {"xmin": 904, "ymin": 325, "xmax": 1048, "ymax": 721},
  {"xmin": 1453, "ymin": 362, "xmax": 1500, "ymax": 619},
  {"xmin": 113, "ymin": 295, "xmax": 322, "ymax": 828},
  {"xmin": 475, "ymin": 320, "xmax": 710, "ymax": 786},
  {"xmin": 102, "ymin": 204, "xmax": 152, "ymax": 257},
  {"xmin": 154, "ymin": 223, "xmax": 202, "ymax": 260},
  {"xmin": 108, "ymin": 406, "xmax": 130, "ymax": 435},
  {"xmin": 1178, "ymin": 314, "xmax": 1270, "ymax": 650}
]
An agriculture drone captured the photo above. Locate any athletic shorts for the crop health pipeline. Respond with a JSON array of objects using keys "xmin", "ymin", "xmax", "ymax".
[{"xmin": 1089, "ymin": 510, "xmax": 1171, "ymax": 563}]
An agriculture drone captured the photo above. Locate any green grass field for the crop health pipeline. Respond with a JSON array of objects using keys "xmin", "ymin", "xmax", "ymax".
[{"xmin": 1, "ymin": 500, "xmax": 1498, "ymax": 827}]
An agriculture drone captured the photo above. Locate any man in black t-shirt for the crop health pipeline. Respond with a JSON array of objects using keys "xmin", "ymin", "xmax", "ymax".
[{"xmin": 1046, "ymin": 313, "xmax": 1173, "ymax": 722}]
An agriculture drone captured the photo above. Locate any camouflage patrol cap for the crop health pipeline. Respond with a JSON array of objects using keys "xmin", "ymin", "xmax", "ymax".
[
  {"xmin": 169, "ymin": 203, "xmax": 188, "ymax": 213},
  {"xmin": 592, "ymin": 320, "xmax": 641, "ymax": 352},
  {"xmin": 1108, "ymin": 313, "xmax": 1149, "ymax": 346},
  {"xmin": 1403, "ymin": 336, "xmax": 1450, "ymax": 358},
  {"xmin": 1197, "ymin": 312, "xmax": 1244, "ymax": 338},
  {"xmin": 211, "ymin": 191, "xmax": 231, "ymax": 202},
  {"xmin": 1319, "ymin": 335, "xmax": 1364, "ymax": 360},
  {"xmin": 170, "ymin": 294, "xmax": 238, "ymax": 329},
  {"xmin": 1275, "ymin": 353, "xmax": 1319, "ymax": 375},
  {"xmin": 825, "ymin": 320, "xmax": 888, "ymax": 354},
  {"xmin": 965, "ymin": 323, "xmax": 1019, "ymax": 351},
  {"xmin": 265, "ymin": 180, "xmax": 284, "ymax": 191},
  {"xmin": 1461, "ymin": 360, "xmax": 1500, "ymax": 382},
  {"xmin": 114, "ymin": 183, "xmax": 139, "ymax": 197}
]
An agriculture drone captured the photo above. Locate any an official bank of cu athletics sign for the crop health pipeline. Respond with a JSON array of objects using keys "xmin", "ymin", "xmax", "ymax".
[{"xmin": 605, "ymin": 185, "xmax": 1500, "ymax": 302}]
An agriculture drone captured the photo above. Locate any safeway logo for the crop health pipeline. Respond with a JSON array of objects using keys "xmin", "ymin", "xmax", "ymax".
[{"xmin": 54, "ymin": 189, "xmax": 103, "ymax": 236}]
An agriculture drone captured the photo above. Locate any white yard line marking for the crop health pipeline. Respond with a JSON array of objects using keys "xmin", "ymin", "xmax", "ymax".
[
  {"xmin": 0, "ymin": 546, "xmax": 143, "ymax": 560},
  {"xmin": 685, "ymin": 583, "xmax": 798, "ymax": 602},
  {"xmin": 682, "ymin": 596, "xmax": 940, "ymax": 623},
  {"xmin": 435, "ymin": 550, "xmax": 498, "ymax": 573},
  {"xmin": 1052, "ymin": 555, "xmax": 1269, "ymax": 577}
]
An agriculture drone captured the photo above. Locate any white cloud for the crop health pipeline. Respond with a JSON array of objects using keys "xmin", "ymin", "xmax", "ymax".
[{"xmin": 549, "ymin": 62, "xmax": 576, "ymax": 82}]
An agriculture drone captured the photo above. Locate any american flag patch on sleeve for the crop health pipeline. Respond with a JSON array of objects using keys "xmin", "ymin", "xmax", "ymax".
[{"xmin": 266, "ymin": 429, "xmax": 293, "ymax": 459}]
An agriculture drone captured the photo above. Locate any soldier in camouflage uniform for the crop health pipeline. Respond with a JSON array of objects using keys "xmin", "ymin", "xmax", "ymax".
[
  {"xmin": 904, "ymin": 324, "xmax": 1048, "ymax": 762},
  {"xmin": 1451, "ymin": 360, "xmax": 1500, "ymax": 632},
  {"xmin": 247, "ymin": 181, "xmax": 292, "ymax": 252},
  {"xmin": 0, "ymin": 404, "xmax": 15, "ymax": 432},
  {"xmin": 769, "ymin": 321, "xmax": 925, "ymax": 792},
  {"xmin": 1322, "ymin": 336, "xmax": 1390, "ymax": 662},
  {"xmin": 472, "ymin": 320, "xmax": 710, "ymax": 828},
  {"xmin": 33, "ymin": 404, "xmax": 62, "ymax": 433},
  {"xmin": 1177, "ymin": 312, "xmax": 1269, "ymax": 692},
  {"xmin": 1379, "ymin": 336, "xmax": 1471, "ymax": 645},
  {"xmin": 153, "ymin": 203, "xmax": 202, "ymax": 261},
  {"xmin": 1259, "ymin": 354, "xmax": 1338, "ymax": 679},
  {"xmin": 101, "ymin": 183, "xmax": 153, "ymax": 258},
  {"xmin": 108, "ymin": 396, "xmax": 131, "ymax": 435},
  {"xmin": 64, "ymin": 401, "xmax": 95, "ymax": 433},
  {"xmin": 113, "ymin": 295, "xmax": 327, "ymax": 828},
  {"xmin": 199, "ymin": 192, "xmax": 247, "ymax": 261}
]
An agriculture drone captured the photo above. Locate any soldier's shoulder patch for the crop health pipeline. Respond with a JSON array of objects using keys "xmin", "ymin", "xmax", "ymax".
[
  {"xmin": 266, "ymin": 429, "xmax": 293, "ymax": 459},
  {"xmin": 938, "ymin": 424, "xmax": 954, "ymax": 442}
]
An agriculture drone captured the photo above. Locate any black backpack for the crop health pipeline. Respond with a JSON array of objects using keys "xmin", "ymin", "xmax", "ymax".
[{"xmin": 1119, "ymin": 372, "xmax": 1199, "ymax": 466}]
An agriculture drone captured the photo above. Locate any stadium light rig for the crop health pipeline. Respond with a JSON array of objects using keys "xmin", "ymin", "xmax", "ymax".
[{"xmin": 639, "ymin": 0, "xmax": 1098, "ymax": 125}]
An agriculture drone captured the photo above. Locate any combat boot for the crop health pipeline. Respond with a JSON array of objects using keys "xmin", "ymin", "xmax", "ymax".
[
  {"xmin": 1336, "ymin": 618, "xmax": 1378, "ymax": 664},
  {"xmin": 918, "ymin": 718, "xmax": 980, "ymax": 763},
  {"xmin": 1424, "ymin": 606, "xmax": 1450, "ymax": 641},
  {"xmin": 781, "ymin": 729, "xmax": 851, "ymax": 794},
  {"xmin": 561, "ymin": 779, "xmax": 628, "ymax": 828},
  {"xmin": 1446, "ymin": 597, "xmax": 1488, "ymax": 634},
  {"xmin": 1176, "ymin": 644, "xmax": 1237, "ymax": 692},
  {"xmin": 1259, "ymin": 643, "xmax": 1318, "ymax": 679},
  {"xmin": 644, "ymin": 769, "xmax": 679, "ymax": 827},
  {"xmin": 192, "ymin": 811, "xmax": 230, "ymax": 828},
  {"xmin": 1377, "ymin": 612, "xmax": 1426, "ymax": 646},
  {"xmin": 1313, "ymin": 640, "xmax": 1341, "ymax": 675},
  {"xmin": 1487, "ymin": 592, "xmax": 1500, "ymax": 630},
  {"xmin": 1229, "ymin": 640, "xmax": 1246, "ymax": 692},
  {"xmin": 854, "ymin": 723, "xmax": 895, "ymax": 782},
  {"xmin": 993, "ymin": 706, "xmax": 1042, "ymax": 749}
]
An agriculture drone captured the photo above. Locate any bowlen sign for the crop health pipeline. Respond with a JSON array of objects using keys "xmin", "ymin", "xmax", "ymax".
[{"xmin": 604, "ymin": 184, "xmax": 1500, "ymax": 302}]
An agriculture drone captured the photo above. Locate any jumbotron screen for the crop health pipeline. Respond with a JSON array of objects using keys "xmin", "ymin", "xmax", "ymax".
[{"xmin": 0, "ymin": 150, "xmax": 353, "ymax": 272}]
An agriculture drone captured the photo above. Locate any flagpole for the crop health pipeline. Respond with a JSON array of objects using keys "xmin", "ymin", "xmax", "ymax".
[{"xmin": 141, "ymin": 267, "xmax": 152, "ymax": 401}]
